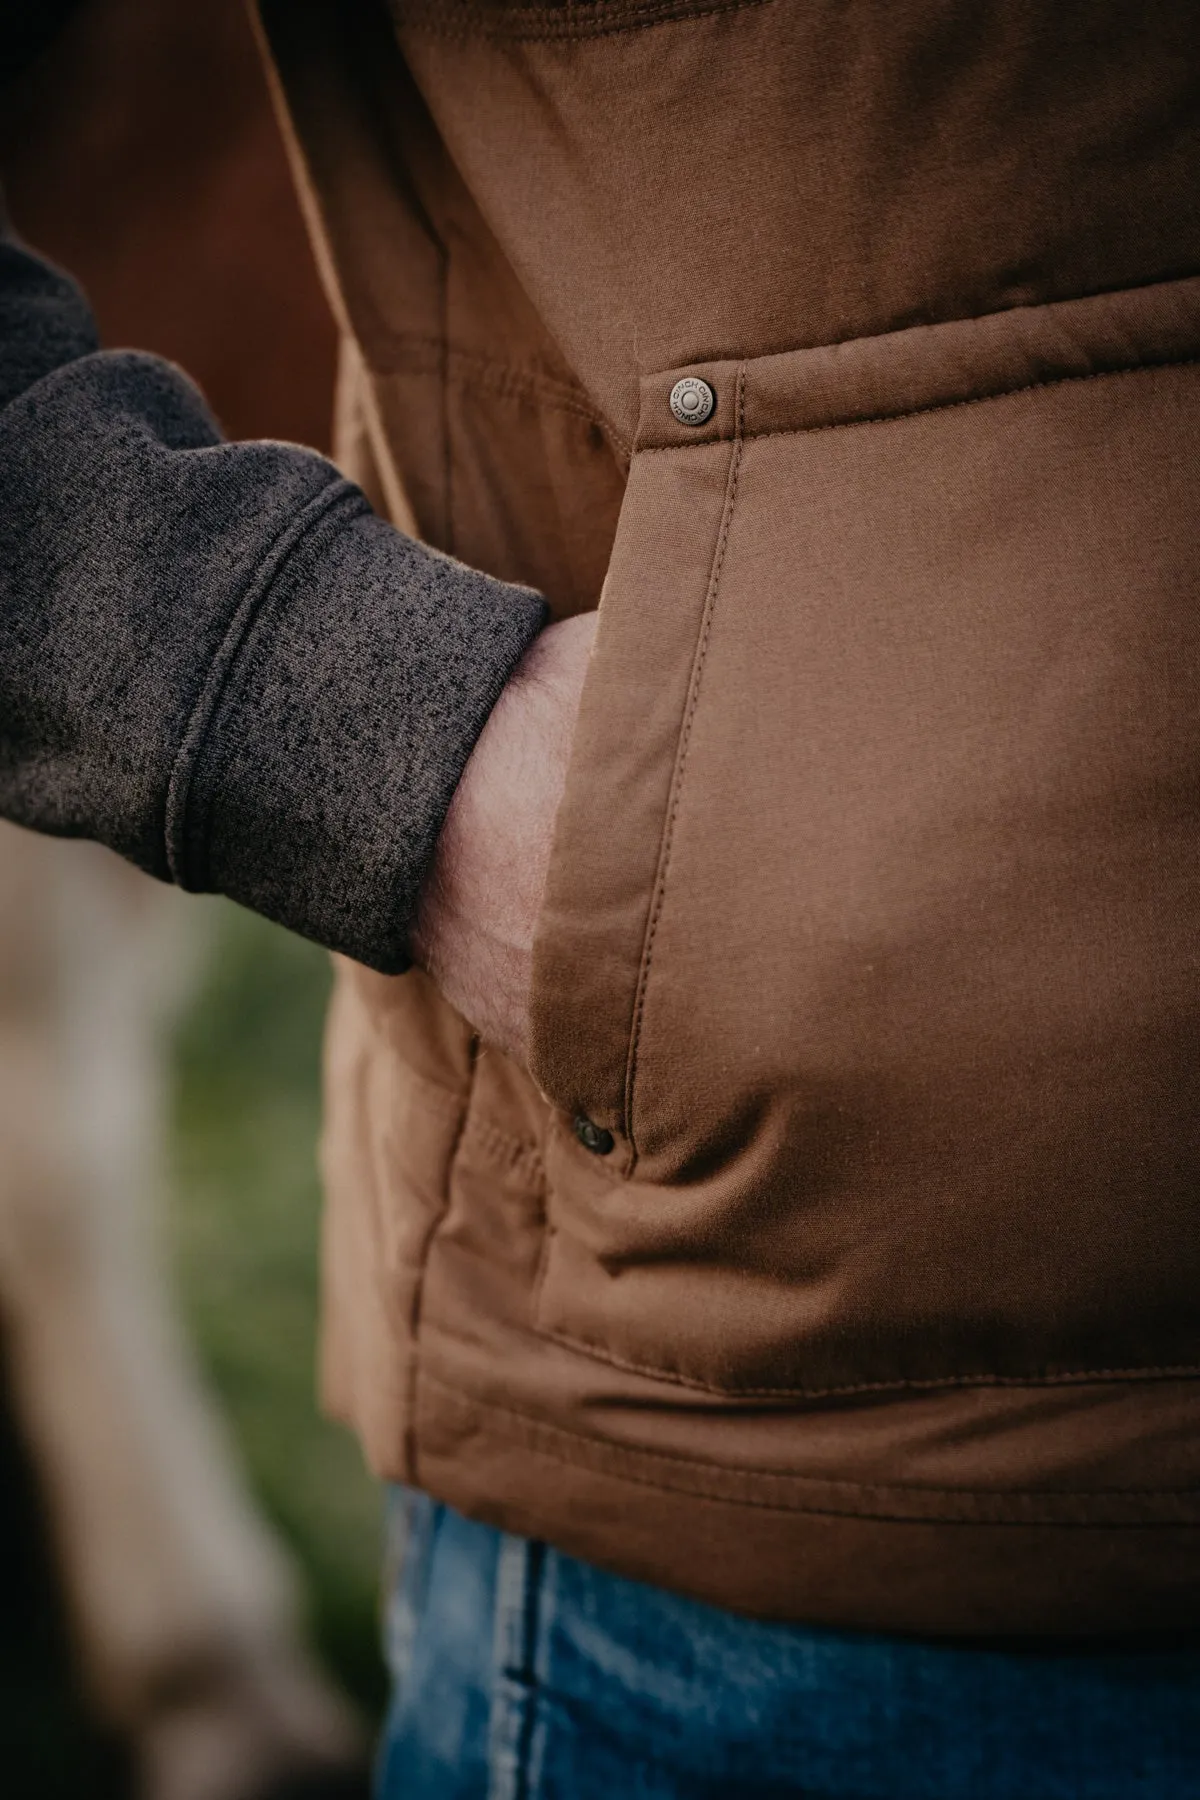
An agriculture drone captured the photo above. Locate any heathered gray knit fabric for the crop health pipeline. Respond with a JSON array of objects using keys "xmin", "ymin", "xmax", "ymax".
[{"xmin": 0, "ymin": 227, "xmax": 547, "ymax": 970}]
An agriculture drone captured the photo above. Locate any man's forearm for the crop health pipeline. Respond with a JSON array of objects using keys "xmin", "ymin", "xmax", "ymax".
[
  {"xmin": 413, "ymin": 610, "xmax": 597, "ymax": 1060},
  {"xmin": 0, "ymin": 225, "xmax": 546, "ymax": 970}
]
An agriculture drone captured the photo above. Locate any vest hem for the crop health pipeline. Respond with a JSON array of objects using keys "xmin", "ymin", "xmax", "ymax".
[
  {"xmin": 414, "ymin": 1371, "xmax": 1200, "ymax": 1526},
  {"xmin": 408, "ymin": 1372, "xmax": 1200, "ymax": 1635}
]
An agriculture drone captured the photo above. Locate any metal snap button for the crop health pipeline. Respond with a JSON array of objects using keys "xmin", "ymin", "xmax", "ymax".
[
  {"xmin": 669, "ymin": 377, "xmax": 715, "ymax": 426},
  {"xmin": 573, "ymin": 1114, "xmax": 615, "ymax": 1156}
]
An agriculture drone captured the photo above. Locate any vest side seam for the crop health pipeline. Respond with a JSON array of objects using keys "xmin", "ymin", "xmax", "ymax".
[
  {"xmin": 402, "ymin": 1041, "xmax": 478, "ymax": 1484},
  {"xmin": 366, "ymin": 337, "xmax": 633, "ymax": 457}
]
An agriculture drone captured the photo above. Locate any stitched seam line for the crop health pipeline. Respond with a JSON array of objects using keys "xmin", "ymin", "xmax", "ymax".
[
  {"xmin": 533, "ymin": 1322, "xmax": 1200, "ymax": 1399},
  {"xmin": 637, "ymin": 353, "xmax": 1200, "ymax": 455},
  {"xmin": 164, "ymin": 481, "xmax": 366, "ymax": 889},
  {"xmin": 360, "ymin": 333, "xmax": 633, "ymax": 456},
  {"xmin": 395, "ymin": 0, "xmax": 772, "ymax": 44},
  {"xmin": 626, "ymin": 274, "xmax": 1200, "ymax": 452},
  {"xmin": 437, "ymin": 365, "xmax": 626, "ymax": 451},
  {"xmin": 620, "ymin": 363, "xmax": 745, "ymax": 1165},
  {"xmin": 480, "ymin": 1436, "xmax": 1200, "ymax": 1525},
  {"xmin": 403, "ymin": 1044, "xmax": 478, "ymax": 1485},
  {"xmin": 531, "ymin": 1221, "xmax": 557, "ymax": 1327},
  {"xmin": 352, "ymin": 1033, "xmax": 544, "ymax": 1171},
  {"xmin": 461, "ymin": 1110, "xmax": 546, "ymax": 1190},
  {"xmin": 419, "ymin": 1375, "xmax": 1200, "ymax": 1513},
  {"xmin": 355, "ymin": 1038, "xmax": 468, "ymax": 1116}
]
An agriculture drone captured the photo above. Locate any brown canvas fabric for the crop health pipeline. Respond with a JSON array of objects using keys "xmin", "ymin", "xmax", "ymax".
[{"xmin": 258, "ymin": 0, "xmax": 1200, "ymax": 1633}]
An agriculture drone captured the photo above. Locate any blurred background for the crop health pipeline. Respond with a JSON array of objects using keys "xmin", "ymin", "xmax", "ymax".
[{"xmin": 0, "ymin": 2, "xmax": 386, "ymax": 1794}]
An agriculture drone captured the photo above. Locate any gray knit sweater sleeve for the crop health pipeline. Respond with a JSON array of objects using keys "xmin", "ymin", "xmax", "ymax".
[{"xmin": 0, "ymin": 228, "xmax": 547, "ymax": 971}]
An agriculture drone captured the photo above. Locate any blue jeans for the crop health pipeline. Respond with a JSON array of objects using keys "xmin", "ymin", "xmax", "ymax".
[{"xmin": 376, "ymin": 1489, "xmax": 1200, "ymax": 1799}]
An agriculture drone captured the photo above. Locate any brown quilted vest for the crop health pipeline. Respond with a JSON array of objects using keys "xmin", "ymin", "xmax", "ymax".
[{"xmin": 257, "ymin": 0, "xmax": 1200, "ymax": 1634}]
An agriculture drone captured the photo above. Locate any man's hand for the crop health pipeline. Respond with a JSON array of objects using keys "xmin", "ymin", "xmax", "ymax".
[{"xmin": 412, "ymin": 610, "xmax": 597, "ymax": 1062}]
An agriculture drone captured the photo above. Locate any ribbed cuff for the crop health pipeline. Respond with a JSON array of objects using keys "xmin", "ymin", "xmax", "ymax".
[{"xmin": 168, "ymin": 481, "xmax": 547, "ymax": 970}]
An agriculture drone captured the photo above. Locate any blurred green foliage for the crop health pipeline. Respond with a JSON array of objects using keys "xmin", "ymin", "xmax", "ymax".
[
  {"xmin": 0, "ymin": 897, "xmax": 385, "ymax": 1797},
  {"xmin": 170, "ymin": 901, "xmax": 386, "ymax": 1718}
]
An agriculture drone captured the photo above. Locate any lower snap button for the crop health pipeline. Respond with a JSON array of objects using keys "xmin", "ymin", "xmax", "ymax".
[{"xmin": 573, "ymin": 1114, "xmax": 615, "ymax": 1156}]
